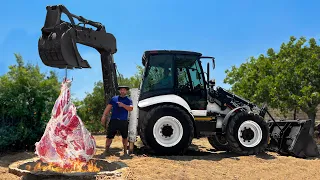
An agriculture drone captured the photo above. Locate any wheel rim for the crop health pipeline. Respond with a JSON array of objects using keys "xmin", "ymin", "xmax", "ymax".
[
  {"xmin": 153, "ymin": 116, "xmax": 183, "ymax": 147},
  {"xmin": 216, "ymin": 135, "xmax": 227, "ymax": 145},
  {"xmin": 237, "ymin": 120, "xmax": 262, "ymax": 148}
]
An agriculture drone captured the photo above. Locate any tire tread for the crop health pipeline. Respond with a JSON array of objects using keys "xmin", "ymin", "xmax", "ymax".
[
  {"xmin": 139, "ymin": 104, "xmax": 194, "ymax": 155},
  {"xmin": 226, "ymin": 111, "xmax": 269, "ymax": 155}
]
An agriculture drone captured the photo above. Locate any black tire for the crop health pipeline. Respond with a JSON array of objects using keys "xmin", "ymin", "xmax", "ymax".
[
  {"xmin": 139, "ymin": 104, "xmax": 194, "ymax": 155},
  {"xmin": 207, "ymin": 134, "xmax": 229, "ymax": 151},
  {"xmin": 226, "ymin": 111, "xmax": 269, "ymax": 155}
]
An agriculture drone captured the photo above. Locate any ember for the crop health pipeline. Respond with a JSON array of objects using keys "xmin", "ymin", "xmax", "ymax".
[
  {"xmin": 26, "ymin": 159, "xmax": 101, "ymax": 173},
  {"xmin": 9, "ymin": 158, "xmax": 125, "ymax": 180}
]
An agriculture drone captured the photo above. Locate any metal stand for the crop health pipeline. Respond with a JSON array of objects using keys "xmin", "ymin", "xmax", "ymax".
[{"xmin": 65, "ymin": 66, "xmax": 68, "ymax": 81}]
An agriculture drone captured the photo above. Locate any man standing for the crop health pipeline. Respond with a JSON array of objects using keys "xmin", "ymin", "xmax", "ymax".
[{"xmin": 101, "ymin": 86, "xmax": 133, "ymax": 156}]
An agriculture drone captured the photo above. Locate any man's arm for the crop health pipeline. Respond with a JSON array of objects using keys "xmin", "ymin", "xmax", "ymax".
[
  {"xmin": 117, "ymin": 102, "xmax": 133, "ymax": 111},
  {"xmin": 123, "ymin": 104, "xmax": 133, "ymax": 111},
  {"xmin": 103, "ymin": 104, "xmax": 113, "ymax": 116},
  {"xmin": 101, "ymin": 99, "xmax": 113, "ymax": 126},
  {"xmin": 103, "ymin": 97, "xmax": 115, "ymax": 117},
  {"xmin": 125, "ymin": 98, "xmax": 133, "ymax": 111}
]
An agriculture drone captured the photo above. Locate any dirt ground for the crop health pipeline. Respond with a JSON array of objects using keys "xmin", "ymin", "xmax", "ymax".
[{"xmin": 1, "ymin": 135, "xmax": 320, "ymax": 180}]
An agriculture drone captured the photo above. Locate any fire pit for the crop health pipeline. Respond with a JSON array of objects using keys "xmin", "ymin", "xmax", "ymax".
[{"xmin": 8, "ymin": 157, "xmax": 127, "ymax": 180}]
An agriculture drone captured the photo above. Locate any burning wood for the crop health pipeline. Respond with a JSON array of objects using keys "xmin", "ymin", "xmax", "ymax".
[
  {"xmin": 25, "ymin": 159, "xmax": 102, "ymax": 173},
  {"xmin": 34, "ymin": 79, "xmax": 97, "ymax": 172}
]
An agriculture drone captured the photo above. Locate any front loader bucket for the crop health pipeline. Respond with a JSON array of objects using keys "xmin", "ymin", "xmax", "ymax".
[
  {"xmin": 267, "ymin": 119, "xmax": 319, "ymax": 158},
  {"xmin": 38, "ymin": 5, "xmax": 90, "ymax": 69}
]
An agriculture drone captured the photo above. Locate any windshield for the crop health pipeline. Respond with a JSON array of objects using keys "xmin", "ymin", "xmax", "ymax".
[{"xmin": 176, "ymin": 55, "xmax": 205, "ymax": 90}]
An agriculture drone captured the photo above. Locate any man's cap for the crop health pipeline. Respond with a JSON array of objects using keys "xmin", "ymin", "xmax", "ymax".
[{"xmin": 117, "ymin": 85, "xmax": 130, "ymax": 90}]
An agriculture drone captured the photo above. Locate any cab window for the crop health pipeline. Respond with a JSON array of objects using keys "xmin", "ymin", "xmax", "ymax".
[
  {"xmin": 141, "ymin": 54, "xmax": 174, "ymax": 93},
  {"xmin": 175, "ymin": 55, "xmax": 205, "ymax": 90}
]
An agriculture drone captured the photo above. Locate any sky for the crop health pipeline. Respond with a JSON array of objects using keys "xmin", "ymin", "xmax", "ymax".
[{"xmin": 1, "ymin": 0, "xmax": 319, "ymax": 100}]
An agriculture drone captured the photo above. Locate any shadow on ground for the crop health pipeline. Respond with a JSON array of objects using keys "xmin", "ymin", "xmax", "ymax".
[
  {"xmin": 129, "ymin": 143, "xmax": 277, "ymax": 161},
  {"xmin": 94, "ymin": 147, "xmax": 127, "ymax": 159},
  {"xmin": 0, "ymin": 151, "xmax": 36, "ymax": 167}
]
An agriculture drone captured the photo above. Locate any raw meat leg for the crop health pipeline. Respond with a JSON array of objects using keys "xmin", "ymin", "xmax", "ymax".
[{"xmin": 35, "ymin": 79, "xmax": 96, "ymax": 166}]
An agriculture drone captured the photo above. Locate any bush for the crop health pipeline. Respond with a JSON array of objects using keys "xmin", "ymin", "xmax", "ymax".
[{"xmin": 0, "ymin": 54, "xmax": 60, "ymax": 152}]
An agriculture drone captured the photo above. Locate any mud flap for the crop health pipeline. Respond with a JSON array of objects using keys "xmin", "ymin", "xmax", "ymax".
[{"xmin": 267, "ymin": 119, "xmax": 319, "ymax": 158}]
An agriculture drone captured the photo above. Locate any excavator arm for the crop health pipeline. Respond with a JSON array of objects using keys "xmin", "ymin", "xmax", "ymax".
[{"xmin": 38, "ymin": 4, "xmax": 118, "ymax": 102}]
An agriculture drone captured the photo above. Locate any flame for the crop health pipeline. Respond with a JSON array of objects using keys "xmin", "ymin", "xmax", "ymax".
[{"xmin": 27, "ymin": 159, "xmax": 102, "ymax": 173}]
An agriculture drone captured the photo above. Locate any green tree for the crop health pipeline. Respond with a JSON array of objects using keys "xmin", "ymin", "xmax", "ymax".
[
  {"xmin": 0, "ymin": 54, "xmax": 60, "ymax": 151},
  {"xmin": 77, "ymin": 81, "xmax": 106, "ymax": 133},
  {"xmin": 224, "ymin": 36, "xmax": 320, "ymax": 135},
  {"xmin": 117, "ymin": 65, "xmax": 144, "ymax": 89}
]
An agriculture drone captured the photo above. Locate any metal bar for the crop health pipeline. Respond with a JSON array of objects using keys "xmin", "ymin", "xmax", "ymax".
[
  {"xmin": 200, "ymin": 56, "xmax": 214, "ymax": 59},
  {"xmin": 100, "ymin": 52, "xmax": 118, "ymax": 104},
  {"xmin": 65, "ymin": 66, "xmax": 68, "ymax": 81},
  {"xmin": 266, "ymin": 109, "xmax": 283, "ymax": 131},
  {"xmin": 70, "ymin": 13, "xmax": 104, "ymax": 29},
  {"xmin": 278, "ymin": 122, "xmax": 291, "ymax": 151}
]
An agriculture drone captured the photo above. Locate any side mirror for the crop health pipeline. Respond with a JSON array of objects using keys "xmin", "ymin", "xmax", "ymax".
[
  {"xmin": 212, "ymin": 57, "xmax": 215, "ymax": 70},
  {"xmin": 206, "ymin": 62, "xmax": 210, "ymax": 84},
  {"xmin": 200, "ymin": 56, "xmax": 215, "ymax": 71},
  {"xmin": 200, "ymin": 56, "xmax": 215, "ymax": 87},
  {"xmin": 209, "ymin": 79, "xmax": 215, "ymax": 87}
]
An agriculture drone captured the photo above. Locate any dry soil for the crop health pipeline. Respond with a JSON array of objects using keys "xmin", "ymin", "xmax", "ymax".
[{"xmin": 1, "ymin": 135, "xmax": 320, "ymax": 180}]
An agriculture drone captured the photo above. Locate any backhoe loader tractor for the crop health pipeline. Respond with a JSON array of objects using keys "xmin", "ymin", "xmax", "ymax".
[
  {"xmin": 38, "ymin": 4, "xmax": 319, "ymax": 158},
  {"xmin": 136, "ymin": 50, "xmax": 270, "ymax": 155}
]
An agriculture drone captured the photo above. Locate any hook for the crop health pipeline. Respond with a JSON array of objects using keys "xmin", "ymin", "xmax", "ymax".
[
  {"xmin": 64, "ymin": 66, "xmax": 68, "ymax": 82},
  {"xmin": 65, "ymin": 66, "xmax": 68, "ymax": 78}
]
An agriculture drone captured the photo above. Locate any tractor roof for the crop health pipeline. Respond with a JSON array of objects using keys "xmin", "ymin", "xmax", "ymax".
[{"xmin": 142, "ymin": 50, "xmax": 202, "ymax": 66}]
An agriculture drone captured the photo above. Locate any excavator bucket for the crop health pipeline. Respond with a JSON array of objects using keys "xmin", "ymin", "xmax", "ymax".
[
  {"xmin": 38, "ymin": 5, "xmax": 90, "ymax": 69},
  {"xmin": 38, "ymin": 5, "xmax": 117, "ymax": 70},
  {"xmin": 267, "ymin": 119, "xmax": 319, "ymax": 158},
  {"xmin": 38, "ymin": 4, "xmax": 118, "ymax": 104},
  {"xmin": 38, "ymin": 27, "xmax": 90, "ymax": 69}
]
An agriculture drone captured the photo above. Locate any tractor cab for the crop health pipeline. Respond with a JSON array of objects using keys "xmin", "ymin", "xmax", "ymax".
[{"xmin": 139, "ymin": 50, "xmax": 215, "ymax": 110}]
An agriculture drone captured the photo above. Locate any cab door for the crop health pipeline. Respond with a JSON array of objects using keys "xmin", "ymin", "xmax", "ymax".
[{"xmin": 175, "ymin": 55, "xmax": 207, "ymax": 110}]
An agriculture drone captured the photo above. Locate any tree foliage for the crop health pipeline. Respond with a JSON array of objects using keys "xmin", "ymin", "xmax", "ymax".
[
  {"xmin": 74, "ymin": 81, "xmax": 106, "ymax": 133},
  {"xmin": 0, "ymin": 53, "xmax": 144, "ymax": 150},
  {"xmin": 0, "ymin": 54, "xmax": 60, "ymax": 151},
  {"xmin": 224, "ymin": 36, "xmax": 320, "ymax": 135},
  {"xmin": 117, "ymin": 65, "xmax": 144, "ymax": 89}
]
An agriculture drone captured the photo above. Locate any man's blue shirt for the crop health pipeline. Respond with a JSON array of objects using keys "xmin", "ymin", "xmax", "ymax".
[{"xmin": 109, "ymin": 95, "xmax": 132, "ymax": 120}]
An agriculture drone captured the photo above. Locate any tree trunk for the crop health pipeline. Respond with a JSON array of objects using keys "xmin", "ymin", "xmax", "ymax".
[
  {"xmin": 307, "ymin": 112, "xmax": 316, "ymax": 137},
  {"xmin": 293, "ymin": 108, "xmax": 297, "ymax": 120}
]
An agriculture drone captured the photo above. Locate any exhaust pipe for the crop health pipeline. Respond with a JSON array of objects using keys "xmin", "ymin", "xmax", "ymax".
[{"xmin": 267, "ymin": 119, "xmax": 319, "ymax": 158}]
